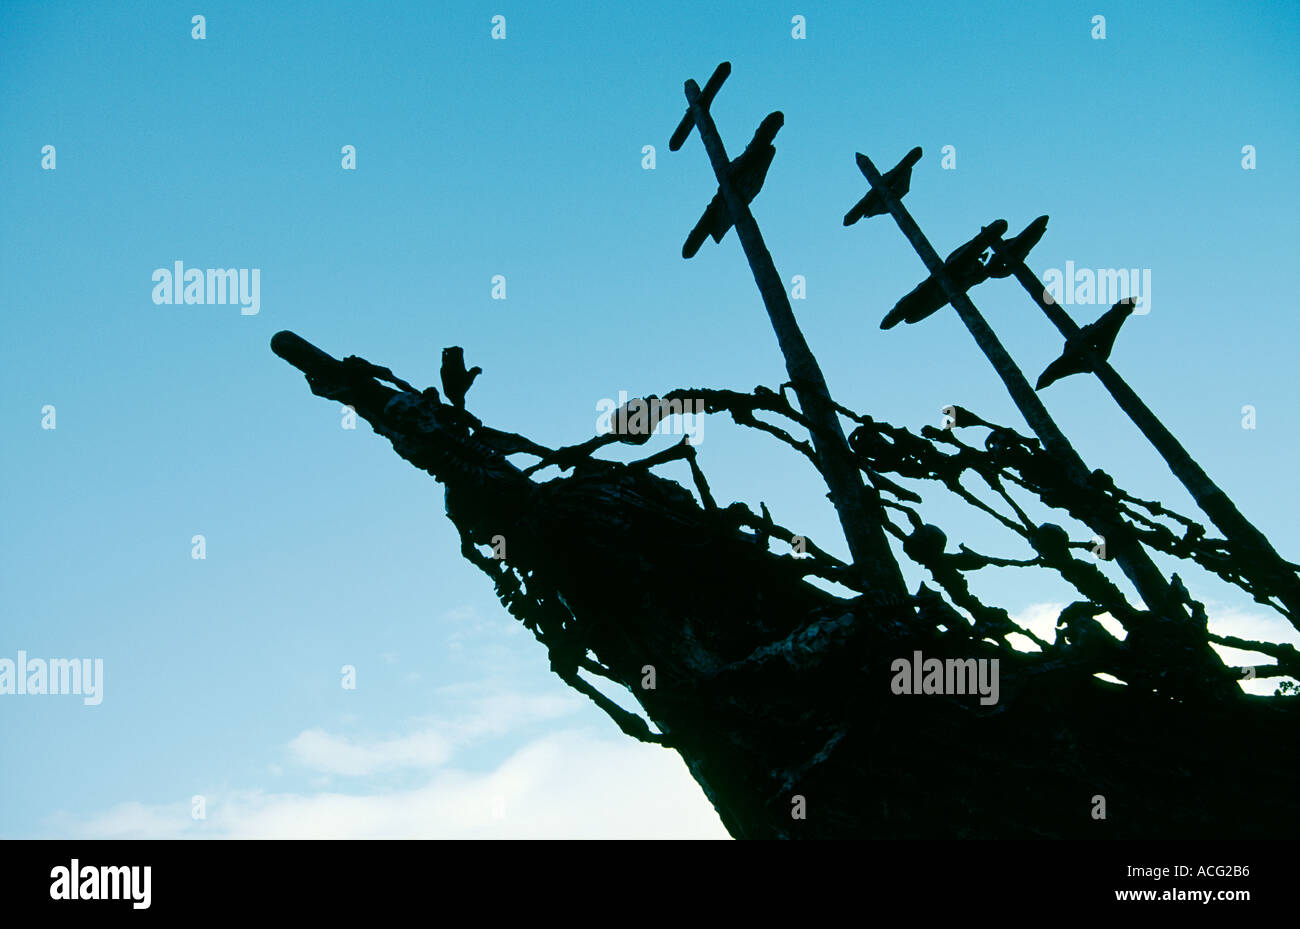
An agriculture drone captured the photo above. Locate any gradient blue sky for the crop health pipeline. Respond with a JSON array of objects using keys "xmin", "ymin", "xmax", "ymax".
[{"xmin": 2, "ymin": 0, "xmax": 1297, "ymax": 838}]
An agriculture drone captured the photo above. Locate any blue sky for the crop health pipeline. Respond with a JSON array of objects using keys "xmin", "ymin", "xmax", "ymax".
[{"xmin": 1, "ymin": 0, "xmax": 1297, "ymax": 838}]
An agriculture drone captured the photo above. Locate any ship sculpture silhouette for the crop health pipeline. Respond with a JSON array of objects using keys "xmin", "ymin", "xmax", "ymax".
[{"xmin": 272, "ymin": 64, "xmax": 1300, "ymax": 838}]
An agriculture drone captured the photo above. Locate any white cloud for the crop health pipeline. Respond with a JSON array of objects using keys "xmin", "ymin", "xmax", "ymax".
[
  {"xmin": 1007, "ymin": 601, "xmax": 1066, "ymax": 647},
  {"xmin": 1201, "ymin": 599, "xmax": 1299, "ymax": 694},
  {"xmin": 279, "ymin": 689, "xmax": 583, "ymax": 779},
  {"xmin": 1008, "ymin": 599, "xmax": 1297, "ymax": 694},
  {"xmin": 433, "ymin": 688, "xmax": 583, "ymax": 741},
  {"xmin": 60, "ymin": 678, "xmax": 726, "ymax": 839},
  {"xmin": 77, "ymin": 729, "xmax": 728, "ymax": 839},
  {"xmin": 1203, "ymin": 599, "xmax": 1299, "ymax": 648},
  {"xmin": 287, "ymin": 728, "xmax": 453, "ymax": 777},
  {"xmin": 57, "ymin": 801, "xmax": 192, "ymax": 841}
]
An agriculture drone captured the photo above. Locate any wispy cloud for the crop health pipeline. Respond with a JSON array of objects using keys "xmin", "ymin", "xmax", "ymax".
[{"xmin": 287, "ymin": 728, "xmax": 453, "ymax": 777}]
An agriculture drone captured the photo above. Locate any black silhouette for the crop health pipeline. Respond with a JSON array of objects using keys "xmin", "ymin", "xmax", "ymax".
[
  {"xmin": 339, "ymin": 355, "xmax": 419, "ymax": 394},
  {"xmin": 986, "ymin": 215, "xmax": 1049, "ymax": 278},
  {"xmin": 941, "ymin": 404, "xmax": 996, "ymax": 429},
  {"xmin": 682, "ymin": 112, "xmax": 784, "ymax": 259},
  {"xmin": 991, "ymin": 219, "xmax": 1300, "ymax": 617},
  {"xmin": 608, "ymin": 395, "xmax": 665, "ymax": 443},
  {"xmin": 1035, "ymin": 298, "xmax": 1135, "ymax": 390},
  {"xmin": 440, "ymin": 346, "xmax": 482, "ymax": 409},
  {"xmin": 880, "ymin": 220, "xmax": 1008, "ymax": 328},
  {"xmin": 271, "ymin": 63, "xmax": 1300, "ymax": 840},
  {"xmin": 669, "ymin": 61, "xmax": 731, "ymax": 151},
  {"xmin": 844, "ymin": 147, "xmax": 922, "ymax": 226}
]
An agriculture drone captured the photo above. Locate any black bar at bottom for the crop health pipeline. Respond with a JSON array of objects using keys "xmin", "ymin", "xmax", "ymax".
[{"xmin": 0, "ymin": 838, "xmax": 1289, "ymax": 916}]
